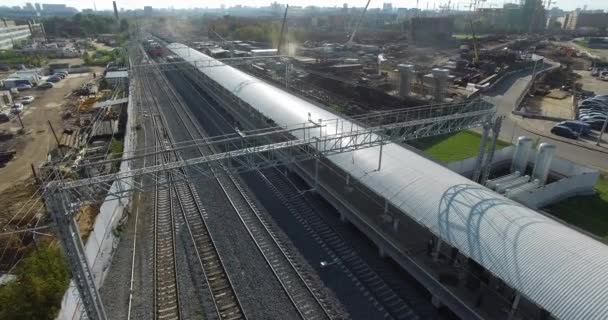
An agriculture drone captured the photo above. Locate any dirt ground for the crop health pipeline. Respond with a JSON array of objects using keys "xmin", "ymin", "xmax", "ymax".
[
  {"xmin": 574, "ymin": 70, "xmax": 608, "ymax": 95},
  {"xmin": 524, "ymin": 90, "xmax": 575, "ymax": 119},
  {"xmin": 0, "ymin": 65, "xmax": 103, "ymax": 193}
]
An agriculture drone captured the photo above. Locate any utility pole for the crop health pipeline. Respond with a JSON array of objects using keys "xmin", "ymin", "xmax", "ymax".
[
  {"xmin": 44, "ymin": 186, "xmax": 107, "ymax": 320},
  {"xmin": 16, "ymin": 112, "xmax": 24, "ymax": 130},
  {"xmin": 480, "ymin": 116, "xmax": 503, "ymax": 185},
  {"xmin": 597, "ymin": 117, "xmax": 608, "ymax": 146}
]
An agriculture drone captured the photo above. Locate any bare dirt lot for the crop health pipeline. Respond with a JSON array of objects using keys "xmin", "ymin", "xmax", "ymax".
[
  {"xmin": 574, "ymin": 70, "xmax": 608, "ymax": 95},
  {"xmin": 0, "ymin": 66, "xmax": 102, "ymax": 193},
  {"xmin": 524, "ymin": 90, "xmax": 574, "ymax": 119}
]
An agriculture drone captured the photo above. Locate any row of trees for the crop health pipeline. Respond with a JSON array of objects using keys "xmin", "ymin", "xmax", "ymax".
[
  {"xmin": 0, "ymin": 51, "xmax": 47, "ymax": 67},
  {"xmin": 43, "ymin": 14, "xmax": 129, "ymax": 38},
  {"xmin": 210, "ymin": 17, "xmax": 308, "ymax": 47}
]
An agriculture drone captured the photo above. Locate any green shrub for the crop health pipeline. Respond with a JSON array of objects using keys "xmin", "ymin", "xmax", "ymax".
[{"xmin": 0, "ymin": 245, "xmax": 70, "ymax": 320}]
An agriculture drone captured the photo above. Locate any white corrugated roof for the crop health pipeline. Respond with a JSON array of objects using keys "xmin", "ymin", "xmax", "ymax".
[{"xmin": 168, "ymin": 43, "xmax": 608, "ymax": 320}]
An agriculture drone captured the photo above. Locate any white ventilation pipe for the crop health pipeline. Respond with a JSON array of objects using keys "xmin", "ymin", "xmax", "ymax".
[
  {"xmin": 511, "ymin": 136, "xmax": 533, "ymax": 174},
  {"xmin": 486, "ymin": 171, "xmax": 521, "ymax": 189},
  {"xmin": 496, "ymin": 175, "xmax": 530, "ymax": 194},
  {"xmin": 506, "ymin": 179, "xmax": 541, "ymax": 198},
  {"xmin": 398, "ymin": 64, "xmax": 414, "ymax": 98},
  {"xmin": 532, "ymin": 143, "xmax": 556, "ymax": 186}
]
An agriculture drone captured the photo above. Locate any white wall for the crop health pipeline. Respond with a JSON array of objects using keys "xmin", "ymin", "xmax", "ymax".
[
  {"xmin": 446, "ymin": 143, "xmax": 599, "ymax": 209},
  {"xmin": 56, "ymin": 87, "xmax": 136, "ymax": 320},
  {"xmin": 512, "ymin": 170, "xmax": 599, "ymax": 208},
  {"xmin": 447, "ymin": 146, "xmax": 515, "ymax": 177}
]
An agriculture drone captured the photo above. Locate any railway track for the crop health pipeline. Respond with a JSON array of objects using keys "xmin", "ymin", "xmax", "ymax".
[
  {"xmin": 257, "ymin": 168, "xmax": 420, "ymax": 320},
  {"xmin": 167, "ymin": 64, "xmax": 423, "ymax": 319},
  {"xmin": 215, "ymin": 173, "xmax": 337, "ymax": 320},
  {"xmin": 154, "ymin": 64, "xmax": 341, "ymax": 319},
  {"xmin": 148, "ymin": 79, "xmax": 181, "ymax": 320},
  {"xmin": 141, "ymin": 64, "xmax": 247, "ymax": 320}
]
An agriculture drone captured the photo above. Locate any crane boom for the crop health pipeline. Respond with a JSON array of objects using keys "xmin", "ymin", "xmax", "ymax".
[
  {"xmin": 347, "ymin": 0, "xmax": 372, "ymax": 45},
  {"xmin": 277, "ymin": 4, "xmax": 289, "ymax": 55}
]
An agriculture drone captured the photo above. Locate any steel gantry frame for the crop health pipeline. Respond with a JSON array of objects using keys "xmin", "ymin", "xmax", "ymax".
[
  {"xmin": 53, "ymin": 98, "xmax": 496, "ymax": 201},
  {"xmin": 44, "ymin": 55, "xmax": 498, "ymax": 320}
]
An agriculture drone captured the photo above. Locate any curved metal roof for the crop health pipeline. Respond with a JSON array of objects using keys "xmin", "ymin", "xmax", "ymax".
[{"xmin": 168, "ymin": 43, "xmax": 608, "ymax": 320}]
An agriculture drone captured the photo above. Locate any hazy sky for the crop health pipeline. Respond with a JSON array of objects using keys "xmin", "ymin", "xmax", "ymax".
[{"xmin": 3, "ymin": 0, "xmax": 606, "ymax": 12}]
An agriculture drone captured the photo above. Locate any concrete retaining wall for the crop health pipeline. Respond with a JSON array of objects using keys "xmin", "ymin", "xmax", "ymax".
[
  {"xmin": 56, "ymin": 86, "xmax": 136, "ymax": 320},
  {"xmin": 447, "ymin": 146, "xmax": 515, "ymax": 178},
  {"xmin": 447, "ymin": 144, "xmax": 599, "ymax": 209},
  {"xmin": 512, "ymin": 170, "xmax": 599, "ymax": 208}
]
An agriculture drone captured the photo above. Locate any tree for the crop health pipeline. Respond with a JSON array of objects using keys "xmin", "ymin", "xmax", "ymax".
[
  {"xmin": 120, "ymin": 19, "xmax": 129, "ymax": 33},
  {"xmin": 0, "ymin": 245, "xmax": 70, "ymax": 320},
  {"xmin": 82, "ymin": 51, "xmax": 92, "ymax": 64}
]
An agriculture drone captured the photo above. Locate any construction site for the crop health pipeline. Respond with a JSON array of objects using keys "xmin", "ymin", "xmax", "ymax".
[{"xmin": 1, "ymin": 1, "xmax": 608, "ymax": 320}]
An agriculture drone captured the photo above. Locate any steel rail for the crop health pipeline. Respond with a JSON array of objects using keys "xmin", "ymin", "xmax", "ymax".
[
  {"xmin": 142, "ymin": 65, "xmax": 247, "ymax": 320},
  {"xmin": 160, "ymin": 66, "xmax": 340, "ymax": 319},
  {"xmin": 146, "ymin": 74, "xmax": 181, "ymax": 320}
]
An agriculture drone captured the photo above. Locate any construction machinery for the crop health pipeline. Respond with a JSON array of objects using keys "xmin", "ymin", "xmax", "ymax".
[{"xmin": 277, "ymin": 5, "xmax": 289, "ymax": 55}]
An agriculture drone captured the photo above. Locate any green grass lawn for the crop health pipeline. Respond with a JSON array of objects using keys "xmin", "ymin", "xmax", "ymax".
[
  {"xmin": 573, "ymin": 39, "xmax": 589, "ymax": 48},
  {"xmin": 409, "ymin": 131, "xmax": 510, "ymax": 163},
  {"xmin": 545, "ymin": 175, "xmax": 608, "ymax": 241}
]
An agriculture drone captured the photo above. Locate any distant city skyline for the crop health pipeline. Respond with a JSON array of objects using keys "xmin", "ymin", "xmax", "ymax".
[{"xmin": 2, "ymin": 0, "xmax": 606, "ymax": 12}]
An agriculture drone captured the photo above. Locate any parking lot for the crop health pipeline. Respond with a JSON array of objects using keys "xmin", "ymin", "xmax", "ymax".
[{"xmin": 0, "ymin": 66, "xmax": 102, "ymax": 193}]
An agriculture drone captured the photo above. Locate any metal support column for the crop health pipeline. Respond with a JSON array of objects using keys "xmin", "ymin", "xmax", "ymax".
[
  {"xmin": 44, "ymin": 187, "xmax": 107, "ymax": 320},
  {"xmin": 472, "ymin": 120, "xmax": 491, "ymax": 183},
  {"xmin": 285, "ymin": 63, "xmax": 290, "ymax": 89},
  {"xmin": 480, "ymin": 116, "xmax": 503, "ymax": 185},
  {"xmin": 314, "ymin": 157, "xmax": 320, "ymax": 192},
  {"xmin": 433, "ymin": 237, "xmax": 442, "ymax": 262},
  {"xmin": 377, "ymin": 135, "xmax": 384, "ymax": 171},
  {"xmin": 507, "ymin": 293, "xmax": 521, "ymax": 320}
]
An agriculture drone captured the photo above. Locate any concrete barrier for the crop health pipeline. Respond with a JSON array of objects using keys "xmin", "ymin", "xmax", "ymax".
[
  {"xmin": 447, "ymin": 146, "xmax": 515, "ymax": 178},
  {"xmin": 512, "ymin": 170, "xmax": 599, "ymax": 208},
  {"xmin": 56, "ymin": 86, "xmax": 136, "ymax": 320}
]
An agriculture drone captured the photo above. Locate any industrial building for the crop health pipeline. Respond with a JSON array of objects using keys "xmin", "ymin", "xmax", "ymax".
[
  {"xmin": 0, "ymin": 20, "xmax": 41, "ymax": 50},
  {"xmin": 409, "ymin": 16, "xmax": 454, "ymax": 43},
  {"xmin": 562, "ymin": 11, "xmax": 608, "ymax": 31},
  {"xmin": 166, "ymin": 42, "xmax": 608, "ymax": 320}
]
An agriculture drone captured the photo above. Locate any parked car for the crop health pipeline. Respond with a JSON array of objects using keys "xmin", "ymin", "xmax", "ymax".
[
  {"xmin": 52, "ymin": 73, "xmax": 66, "ymax": 79},
  {"xmin": 581, "ymin": 115, "xmax": 608, "ymax": 123},
  {"xmin": 54, "ymin": 71, "xmax": 68, "ymax": 77},
  {"xmin": 558, "ymin": 121, "xmax": 591, "ymax": 135},
  {"xmin": 16, "ymin": 84, "xmax": 32, "ymax": 91},
  {"xmin": 0, "ymin": 113, "xmax": 9, "ymax": 123},
  {"xmin": 11, "ymin": 103, "xmax": 24, "ymax": 114},
  {"xmin": 38, "ymin": 82, "xmax": 54, "ymax": 89},
  {"xmin": 580, "ymin": 100, "xmax": 607, "ymax": 107},
  {"xmin": 580, "ymin": 103, "xmax": 607, "ymax": 109},
  {"xmin": 17, "ymin": 96, "xmax": 35, "ymax": 104},
  {"xmin": 584, "ymin": 119, "xmax": 608, "ymax": 131},
  {"xmin": 600, "ymin": 71, "xmax": 608, "ymax": 81},
  {"xmin": 579, "ymin": 110, "xmax": 607, "ymax": 116},
  {"xmin": 551, "ymin": 125, "xmax": 579, "ymax": 139},
  {"xmin": 47, "ymin": 76, "xmax": 61, "ymax": 83}
]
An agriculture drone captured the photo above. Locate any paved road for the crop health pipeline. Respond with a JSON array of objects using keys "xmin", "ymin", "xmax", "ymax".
[{"xmin": 483, "ymin": 65, "xmax": 608, "ymax": 172}]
